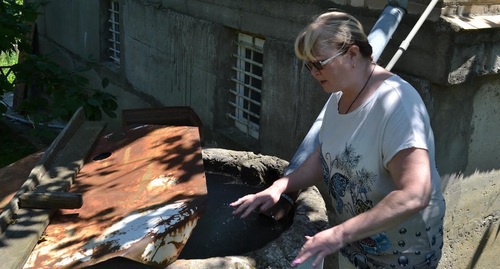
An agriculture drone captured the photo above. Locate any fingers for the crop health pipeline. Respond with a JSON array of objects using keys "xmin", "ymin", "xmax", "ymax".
[
  {"xmin": 312, "ymin": 252, "xmax": 326, "ymax": 268},
  {"xmin": 230, "ymin": 195, "xmax": 259, "ymax": 218},
  {"xmin": 291, "ymin": 238, "xmax": 313, "ymax": 267},
  {"xmin": 230, "ymin": 198, "xmax": 249, "ymax": 215},
  {"xmin": 229, "ymin": 197, "xmax": 245, "ymax": 208},
  {"xmin": 291, "ymin": 236, "xmax": 326, "ymax": 268},
  {"xmin": 258, "ymin": 199, "xmax": 274, "ymax": 212},
  {"xmin": 230, "ymin": 190, "xmax": 280, "ymax": 218}
]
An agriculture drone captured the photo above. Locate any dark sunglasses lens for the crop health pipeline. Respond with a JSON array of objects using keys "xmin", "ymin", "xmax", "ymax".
[
  {"xmin": 305, "ymin": 61, "xmax": 323, "ymax": 71},
  {"xmin": 313, "ymin": 62, "xmax": 323, "ymax": 70}
]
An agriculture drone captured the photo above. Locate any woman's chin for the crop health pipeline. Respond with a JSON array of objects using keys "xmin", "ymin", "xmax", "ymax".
[{"xmin": 320, "ymin": 84, "xmax": 334, "ymax": 93}]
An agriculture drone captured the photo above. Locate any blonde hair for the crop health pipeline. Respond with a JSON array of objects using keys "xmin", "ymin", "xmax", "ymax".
[{"xmin": 294, "ymin": 11, "xmax": 372, "ymax": 61}]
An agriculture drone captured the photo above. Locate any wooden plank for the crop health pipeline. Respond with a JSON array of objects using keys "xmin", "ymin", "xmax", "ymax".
[
  {"xmin": 0, "ymin": 208, "xmax": 52, "ymax": 269},
  {"xmin": 0, "ymin": 108, "xmax": 85, "ymax": 233},
  {"xmin": 0, "ymin": 110, "xmax": 106, "ymax": 269},
  {"xmin": 19, "ymin": 192, "xmax": 83, "ymax": 209}
]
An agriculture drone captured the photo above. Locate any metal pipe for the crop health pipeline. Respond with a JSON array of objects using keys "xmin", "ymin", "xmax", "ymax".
[
  {"xmin": 385, "ymin": 0, "xmax": 440, "ymax": 71},
  {"xmin": 2, "ymin": 113, "xmax": 65, "ymax": 130},
  {"xmin": 369, "ymin": 4, "xmax": 406, "ymax": 62}
]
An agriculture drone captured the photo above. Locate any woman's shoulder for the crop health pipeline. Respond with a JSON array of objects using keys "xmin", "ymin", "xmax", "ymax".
[
  {"xmin": 381, "ymin": 73, "xmax": 416, "ymax": 91},
  {"xmin": 378, "ymin": 74, "xmax": 422, "ymax": 100}
]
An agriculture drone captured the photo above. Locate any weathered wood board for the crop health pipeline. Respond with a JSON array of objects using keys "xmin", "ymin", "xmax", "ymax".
[{"xmin": 0, "ymin": 108, "xmax": 106, "ymax": 269}]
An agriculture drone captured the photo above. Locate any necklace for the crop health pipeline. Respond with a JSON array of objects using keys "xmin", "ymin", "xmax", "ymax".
[{"xmin": 343, "ymin": 63, "xmax": 376, "ymax": 114}]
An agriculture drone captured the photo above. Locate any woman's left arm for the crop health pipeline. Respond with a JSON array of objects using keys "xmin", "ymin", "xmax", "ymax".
[
  {"xmin": 342, "ymin": 147, "xmax": 432, "ymax": 240},
  {"xmin": 292, "ymin": 147, "xmax": 432, "ymax": 267}
]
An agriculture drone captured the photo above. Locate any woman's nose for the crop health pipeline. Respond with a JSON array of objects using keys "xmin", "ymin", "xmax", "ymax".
[{"xmin": 310, "ymin": 66, "xmax": 321, "ymax": 76}]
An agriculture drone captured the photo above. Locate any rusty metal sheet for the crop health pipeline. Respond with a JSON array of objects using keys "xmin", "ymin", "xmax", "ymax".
[
  {"xmin": 23, "ymin": 125, "xmax": 207, "ymax": 269},
  {"xmin": 0, "ymin": 152, "xmax": 43, "ymax": 214}
]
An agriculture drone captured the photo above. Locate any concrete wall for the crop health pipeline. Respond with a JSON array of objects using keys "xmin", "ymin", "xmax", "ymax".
[{"xmin": 33, "ymin": 0, "xmax": 500, "ymax": 268}]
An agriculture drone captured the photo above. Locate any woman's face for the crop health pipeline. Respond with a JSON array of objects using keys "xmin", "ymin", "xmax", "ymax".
[{"xmin": 307, "ymin": 47, "xmax": 349, "ymax": 93}]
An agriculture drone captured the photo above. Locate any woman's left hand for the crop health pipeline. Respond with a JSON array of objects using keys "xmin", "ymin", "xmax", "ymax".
[
  {"xmin": 230, "ymin": 186, "xmax": 282, "ymax": 218},
  {"xmin": 291, "ymin": 227, "xmax": 344, "ymax": 268}
]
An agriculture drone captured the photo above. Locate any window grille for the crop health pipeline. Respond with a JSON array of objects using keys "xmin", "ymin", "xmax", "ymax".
[
  {"xmin": 108, "ymin": 1, "xmax": 120, "ymax": 64},
  {"xmin": 229, "ymin": 33, "xmax": 264, "ymax": 139}
]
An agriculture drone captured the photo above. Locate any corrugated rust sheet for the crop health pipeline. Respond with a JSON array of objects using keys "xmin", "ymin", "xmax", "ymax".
[{"xmin": 23, "ymin": 125, "xmax": 207, "ymax": 269}]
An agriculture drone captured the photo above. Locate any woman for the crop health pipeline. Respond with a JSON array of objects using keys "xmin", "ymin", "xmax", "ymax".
[{"xmin": 231, "ymin": 11, "xmax": 446, "ymax": 268}]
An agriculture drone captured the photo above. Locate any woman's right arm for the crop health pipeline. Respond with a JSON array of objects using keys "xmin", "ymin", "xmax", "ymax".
[{"xmin": 230, "ymin": 147, "xmax": 323, "ymax": 218}]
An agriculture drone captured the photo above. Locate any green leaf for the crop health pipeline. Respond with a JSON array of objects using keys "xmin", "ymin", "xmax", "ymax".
[
  {"xmin": 87, "ymin": 98, "xmax": 102, "ymax": 106},
  {"xmin": 106, "ymin": 99, "xmax": 118, "ymax": 110},
  {"xmin": 101, "ymin": 77, "xmax": 110, "ymax": 88}
]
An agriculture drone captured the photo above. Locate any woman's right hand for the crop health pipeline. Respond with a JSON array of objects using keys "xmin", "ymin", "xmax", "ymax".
[{"xmin": 230, "ymin": 186, "xmax": 282, "ymax": 218}]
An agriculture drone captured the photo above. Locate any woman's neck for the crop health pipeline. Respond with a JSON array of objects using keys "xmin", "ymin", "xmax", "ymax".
[{"xmin": 338, "ymin": 61, "xmax": 376, "ymax": 114}]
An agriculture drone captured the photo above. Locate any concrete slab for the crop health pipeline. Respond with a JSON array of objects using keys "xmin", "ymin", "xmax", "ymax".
[{"xmin": 442, "ymin": 14, "xmax": 500, "ymax": 30}]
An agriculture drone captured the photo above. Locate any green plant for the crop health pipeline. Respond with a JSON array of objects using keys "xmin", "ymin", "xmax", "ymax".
[
  {"xmin": 0, "ymin": 52, "xmax": 17, "ymax": 84},
  {"xmin": 13, "ymin": 53, "xmax": 117, "ymax": 122},
  {"xmin": 0, "ymin": 0, "xmax": 117, "ymax": 125}
]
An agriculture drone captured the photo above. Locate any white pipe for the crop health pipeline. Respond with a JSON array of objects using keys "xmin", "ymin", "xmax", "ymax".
[
  {"xmin": 2, "ymin": 113, "xmax": 65, "ymax": 130},
  {"xmin": 1, "ymin": 97, "xmax": 66, "ymax": 129},
  {"xmin": 385, "ymin": 0, "xmax": 440, "ymax": 71}
]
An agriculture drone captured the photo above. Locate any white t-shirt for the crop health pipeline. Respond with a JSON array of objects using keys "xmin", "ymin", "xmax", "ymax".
[{"xmin": 319, "ymin": 75, "xmax": 446, "ymax": 268}]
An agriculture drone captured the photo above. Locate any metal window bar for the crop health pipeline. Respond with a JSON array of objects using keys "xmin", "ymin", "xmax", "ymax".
[
  {"xmin": 227, "ymin": 103, "xmax": 261, "ymax": 121},
  {"xmin": 108, "ymin": 1, "xmax": 120, "ymax": 64},
  {"xmin": 228, "ymin": 34, "xmax": 264, "ymax": 139},
  {"xmin": 236, "ymin": 40, "xmax": 264, "ymax": 54},
  {"xmin": 231, "ymin": 57, "xmax": 263, "ymax": 81},
  {"xmin": 228, "ymin": 89, "xmax": 262, "ymax": 108},
  {"xmin": 227, "ymin": 114, "xmax": 260, "ymax": 132}
]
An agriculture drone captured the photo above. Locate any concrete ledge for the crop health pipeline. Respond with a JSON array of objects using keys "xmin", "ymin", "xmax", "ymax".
[{"xmin": 442, "ymin": 14, "xmax": 500, "ymax": 30}]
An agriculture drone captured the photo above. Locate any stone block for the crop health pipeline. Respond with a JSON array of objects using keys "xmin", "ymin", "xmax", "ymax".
[
  {"xmin": 367, "ymin": 0, "xmax": 388, "ymax": 10},
  {"xmin": 350, "ymin": 0, "xmax": 365, "ymax": 8},
  {"xmin": 332, "ymin": 0, "xmax": 348, "ymax": 5}
]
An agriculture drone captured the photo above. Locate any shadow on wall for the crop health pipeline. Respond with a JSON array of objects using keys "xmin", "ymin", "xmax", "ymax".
[{"xmin": 467, "ymin": 221, "xmax": 500, "ymax": 269}]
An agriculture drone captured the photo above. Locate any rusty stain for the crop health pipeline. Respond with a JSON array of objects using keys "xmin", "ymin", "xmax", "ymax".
[{"xmin": 23, "ymin": 125, "xmax": 207, "ymax": 268}]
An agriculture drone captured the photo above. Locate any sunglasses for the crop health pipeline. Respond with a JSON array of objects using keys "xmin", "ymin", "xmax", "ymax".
[{"xmin": 304, "ymin": 50, "xmax": 345, "ymax": 71}]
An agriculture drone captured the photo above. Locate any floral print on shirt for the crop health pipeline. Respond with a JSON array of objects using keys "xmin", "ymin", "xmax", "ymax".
[{"xmin": 320, "ymin": 144, "xmax": 391, "ymax": 254}]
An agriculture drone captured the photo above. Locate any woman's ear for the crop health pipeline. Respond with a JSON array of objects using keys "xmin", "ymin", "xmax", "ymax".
[{"xmin": 347, "ymin": 45, "xmax": 360, "ymax": 69}]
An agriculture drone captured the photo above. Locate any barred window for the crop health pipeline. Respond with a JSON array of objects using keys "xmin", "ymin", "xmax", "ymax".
[
  {"xmin": 229, "ymin": 33, "xmax": 264, "ymax": 139},
  {"xmin": 108, "ymin": 0, "xmax": 120, "ymax": 64}
]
